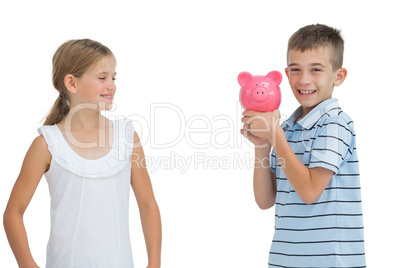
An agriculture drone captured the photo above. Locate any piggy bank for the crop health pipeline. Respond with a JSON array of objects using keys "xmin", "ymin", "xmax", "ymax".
[{"xmin": 238, "ymin": 71, "xmax": 282, "ymax": 112}]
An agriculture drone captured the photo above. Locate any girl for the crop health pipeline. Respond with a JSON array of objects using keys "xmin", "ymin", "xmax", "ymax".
[{"xmin": 3, "ymin": 39, "xmax": 162, "ymax": 268}]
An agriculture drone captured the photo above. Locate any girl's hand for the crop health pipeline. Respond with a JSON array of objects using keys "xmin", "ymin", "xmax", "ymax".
[{"xmin": 241, "ymin": 110, "xmax": 281, "ymax": 146}]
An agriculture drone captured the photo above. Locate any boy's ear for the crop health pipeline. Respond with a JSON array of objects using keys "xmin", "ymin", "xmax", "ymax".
[
  {"xmin": 334, "ymin": 68, "xmax": 347, "ymax": 86},
  {"xmin": 284, "ymin": 67, "xmax": 289, "ymax": 80},
  {"xmin": 64, "ymin": 74, "xmax": 78, "ymax": 94}
]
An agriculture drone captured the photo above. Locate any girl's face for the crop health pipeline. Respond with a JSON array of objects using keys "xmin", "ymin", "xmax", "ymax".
[{"xmin": 73, "ymin": 55, "xmax": 117, "ymax": 110}]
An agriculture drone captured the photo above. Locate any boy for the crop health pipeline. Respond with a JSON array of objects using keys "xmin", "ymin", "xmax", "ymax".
[{"xmin": 241, "ymin": 24, "xmax": 366, "ymax": 267}]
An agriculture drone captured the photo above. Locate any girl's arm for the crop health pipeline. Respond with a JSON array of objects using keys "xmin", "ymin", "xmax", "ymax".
[
  {"xmin": 3, "ymin": 135, "xmax": 51, "ymax": 268},
  {"xmin": 130, "ymin": 131, "xmax": 162, "ymax": 268}
]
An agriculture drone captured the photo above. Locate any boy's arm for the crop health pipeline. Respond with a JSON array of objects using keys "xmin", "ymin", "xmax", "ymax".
[
  {"xmin": 253, "ymin": 146, "xmax": 277, "ymax": 209},
  {"xmin": 3, "ymin": 135, "xmax": 50, "ymax": 268},
  {"xmin": 240, "ymin": 126, "xmax": 277, "ymax": 209},
  {"xmin": 242, "ymin": 110, "xmax": 334, "ymax": 205},
  {"xmin": 272, "ymin": 129, "xmax": 334, "ymax": 204},
  {"xmin": 131, "ymin": 131, "xmax": 162, "ymax": 268}
]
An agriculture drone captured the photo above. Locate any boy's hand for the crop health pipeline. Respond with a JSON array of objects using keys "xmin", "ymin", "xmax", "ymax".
[
  {"xmin": 241, "ymin": 110, "xmax": 281, "ymax": 146},
  {"xmin": 240, "ymin": 123, "xmax": 269, "ymax": 146}
]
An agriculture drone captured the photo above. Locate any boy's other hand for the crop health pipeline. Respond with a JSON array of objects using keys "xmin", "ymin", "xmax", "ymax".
[
  {"xmin": 241, "ymin": 110, "xmax": 281, "ymax": 146},
  {"xmin": 240, "ymin": 125, "xmax": 269, "ymax": 147}
]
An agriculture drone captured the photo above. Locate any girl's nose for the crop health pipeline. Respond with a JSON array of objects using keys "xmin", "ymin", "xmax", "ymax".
[{"xmin": 107, "ymin": 79, "xmax": 116, "ymax": 91}]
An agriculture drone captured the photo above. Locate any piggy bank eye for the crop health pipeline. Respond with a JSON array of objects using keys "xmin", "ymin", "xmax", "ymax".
[{"xmin": 256, "ymin": 83, "xmax": 258, "ymax": 86}]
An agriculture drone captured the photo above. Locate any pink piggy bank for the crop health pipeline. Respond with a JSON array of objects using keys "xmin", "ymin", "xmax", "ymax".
[{"xmin": 238, "ymin": 71, "xmax": 282, "ymax": 112}]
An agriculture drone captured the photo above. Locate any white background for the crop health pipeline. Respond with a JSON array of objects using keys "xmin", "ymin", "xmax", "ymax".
[{"xmin": 0, "ymin": 0, "xmax": 400, "ymax": 267}]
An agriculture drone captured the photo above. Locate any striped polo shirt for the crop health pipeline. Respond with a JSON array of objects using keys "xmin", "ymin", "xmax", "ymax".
[{"xmin": 269, "ymin": 98, "xmax": 366, "ymax": 268}]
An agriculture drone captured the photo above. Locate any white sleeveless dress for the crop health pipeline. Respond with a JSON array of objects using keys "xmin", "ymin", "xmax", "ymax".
[{"xmin": 38, "ymin": 119, "xmax": 135, "ymax": 268}]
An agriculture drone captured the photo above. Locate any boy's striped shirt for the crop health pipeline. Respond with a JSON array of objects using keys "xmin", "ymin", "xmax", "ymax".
[{"xmin": 269, "ymin": 98, "xmax": 366, "ymax": 268}]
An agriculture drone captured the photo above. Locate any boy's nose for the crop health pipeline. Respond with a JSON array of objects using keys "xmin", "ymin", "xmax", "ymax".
[{"xmin": 298, "ymin": 73, "xmax": 312, "ymax": 85}]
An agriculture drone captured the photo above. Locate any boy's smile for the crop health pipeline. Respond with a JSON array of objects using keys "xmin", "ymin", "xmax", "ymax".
[{"xmin": 285, "ymin": 47, "xmax": 347, "ymax": 119}]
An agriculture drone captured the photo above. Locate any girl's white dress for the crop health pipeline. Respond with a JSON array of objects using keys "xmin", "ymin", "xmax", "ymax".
[{"xmin": 38, "ymin": 119, "xmax": 135, "ymax": 268}]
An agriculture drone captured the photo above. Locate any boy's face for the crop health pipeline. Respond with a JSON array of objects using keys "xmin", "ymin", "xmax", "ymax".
[{"xmin": 285, "ymin": 47, "xmax": 346, "ymax": 117}]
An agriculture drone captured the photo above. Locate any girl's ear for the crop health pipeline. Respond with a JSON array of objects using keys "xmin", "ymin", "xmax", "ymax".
[
  {"xmin": 334, "ymin": 68, "xmax": 347, "ymax": 87},
  {"xmin": 64, "ymin": 74, "xmax": 78, "ymax": 94}
]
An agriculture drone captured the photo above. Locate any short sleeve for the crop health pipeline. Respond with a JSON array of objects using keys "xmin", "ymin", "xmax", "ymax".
[{"xmin": 309, "ymin": 117, "xmax": 353, "ymax": 174}]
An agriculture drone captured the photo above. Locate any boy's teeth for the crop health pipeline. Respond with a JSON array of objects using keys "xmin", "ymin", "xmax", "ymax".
[{"xmin": 300, "ymin": 90, "xmax": 316, "ymax": 95}]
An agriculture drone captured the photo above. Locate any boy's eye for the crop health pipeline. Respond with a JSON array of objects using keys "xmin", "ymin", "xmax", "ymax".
[
  {"xmin": 312, "ymin": 68, "xmax": 322, "ymax": 72},
  {"xmin": 290, "ymin": 68, "xmax": 300, "ymax": 72}
]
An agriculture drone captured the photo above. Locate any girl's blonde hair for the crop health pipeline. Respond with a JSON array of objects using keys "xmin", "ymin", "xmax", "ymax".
[{"xmin": 43, "ymin": 39, "xmax": 114, "ymax": 125}]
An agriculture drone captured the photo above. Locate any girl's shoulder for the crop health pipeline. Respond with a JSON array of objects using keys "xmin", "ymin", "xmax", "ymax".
[
  {"xmin": 32, "ymin": 134, "xmax": 51, "ymax": 155},
  {"xmin": 24, "ymin": 134, "xmax": 52, "ymax": 173}
]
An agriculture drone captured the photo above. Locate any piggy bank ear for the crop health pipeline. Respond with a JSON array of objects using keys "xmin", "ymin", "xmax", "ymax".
[
  {"xmin": 266, "ymin": 71, "xmax": 282, "ymax": 86},
  {"xmin": 238, "ymin": 72, "xmax": 253, "ymax": 87}
]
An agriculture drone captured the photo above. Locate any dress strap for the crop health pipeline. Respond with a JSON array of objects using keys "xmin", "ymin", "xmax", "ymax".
[{"xmin": 37, "ymin": 125, "xmax": 65, "ymax": 157}]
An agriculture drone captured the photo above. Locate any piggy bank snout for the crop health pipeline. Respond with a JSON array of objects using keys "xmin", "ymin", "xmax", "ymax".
[{"xmin": 252, "ymin": 87, "xmax": 268, "ymax": 101}]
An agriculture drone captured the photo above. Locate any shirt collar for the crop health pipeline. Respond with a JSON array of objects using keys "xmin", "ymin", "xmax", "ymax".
[{"xmin": 284, "ymin": 98, "xmax": 339, "ymax": 130}]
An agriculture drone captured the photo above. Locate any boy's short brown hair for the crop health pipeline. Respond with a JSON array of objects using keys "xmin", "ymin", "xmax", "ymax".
[{"xmin": 287, "ymin": 24, "xmax": 344, "ymax": 70}]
